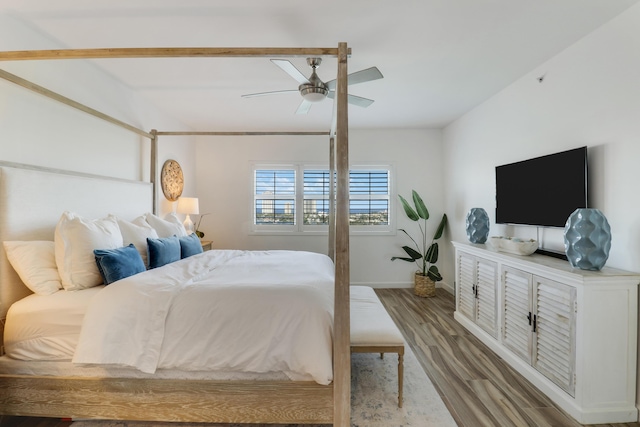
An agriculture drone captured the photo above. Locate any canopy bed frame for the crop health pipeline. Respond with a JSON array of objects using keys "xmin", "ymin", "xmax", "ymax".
[{"xmin": 0, "ymin": 44, "xmax": 352, "ymax": 426}]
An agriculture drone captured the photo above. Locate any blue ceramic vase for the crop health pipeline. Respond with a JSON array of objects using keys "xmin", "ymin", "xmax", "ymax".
[
  {"xmin": 466, "ymin": 208, "xmax": 490, "ymax": 244},
  {"xmin": 564, "ymin": 208, "xmax": 611, "ymax": 271}
]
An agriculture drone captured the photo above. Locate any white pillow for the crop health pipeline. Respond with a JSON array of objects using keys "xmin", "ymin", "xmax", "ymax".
[
  {"xmin": 55, "ymin": 211, "xmax": 124, "ymax": 291},
  {"xmin": 112, "ymin": 215, "xmax": 159, "ymax": 267},
  {"xmin": 144, "ymin": 212, "xmax": 187, "ymax": 238},
  {"xmin": 3, "ymin": 241, "xmax": 62, "ymax": 295}
]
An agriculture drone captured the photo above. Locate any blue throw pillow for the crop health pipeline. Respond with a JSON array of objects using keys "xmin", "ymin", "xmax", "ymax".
[
  {"xmin": 180, "ymin": 233, "xmax": 203, "ymax": 259},
  {"xmin": 147, "ymin": 235, "xmax": 181, "ymax": 269},
  {"xmin": 94, "ymin": 244, "xmax": 146, "ymax": 285}
]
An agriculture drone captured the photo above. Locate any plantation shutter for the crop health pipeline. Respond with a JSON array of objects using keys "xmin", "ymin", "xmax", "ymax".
[
  {"xmin": 457, "ymin": 252, "xmax": 476, "ymax": 320},
  {"xmin": 254, "ymin": 169, "xmax": 296, "ymax": 225},
  {"xmin": 475, "ymin": 259, "xmax": 498, "ymax": 338},
  {"xmin": 533, "ymin": 277, "xmax": 576, "ymax": 397},
  {"xmin": 502, "ymin": 266, "xmax": 533, "ymax": 364}
]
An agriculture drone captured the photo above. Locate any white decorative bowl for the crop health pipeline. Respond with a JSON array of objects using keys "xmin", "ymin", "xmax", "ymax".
[{"xmin": 489, "ymin": 236, "xmax": 538, "ymax": 256}]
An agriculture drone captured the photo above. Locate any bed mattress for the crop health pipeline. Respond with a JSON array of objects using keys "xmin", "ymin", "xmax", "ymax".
[{"xmin": 4, "ymin": 285, "xmax": 103, "ymax": 360}]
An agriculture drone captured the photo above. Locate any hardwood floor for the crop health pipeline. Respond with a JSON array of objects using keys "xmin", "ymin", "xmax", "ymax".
[
  {"xmin": 376, "ymin": 287, "xmax": 640, "ymax": 427},
  {"xmin": 1, "ymin": 288, "xmax": 639, "ymax": 427}
]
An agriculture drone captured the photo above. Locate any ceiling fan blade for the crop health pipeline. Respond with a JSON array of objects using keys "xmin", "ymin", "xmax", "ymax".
[
  {"xmin": 327, "ymin": 92, "xmax": 375, "ymax": 108},
  {"xmin": 241, "ymin": 89, "xmax": 299, "ymax": 98},
  {"xmin": 295, "ymin": 99, "xmax": 312, "ymax": 115},
  {"xmin": 326, "ymin": 66, "xmax": 384, "ymax": 90},
  {"xmin": 271, "ymin": 59, "xmax": 310, "ymax": 85}
]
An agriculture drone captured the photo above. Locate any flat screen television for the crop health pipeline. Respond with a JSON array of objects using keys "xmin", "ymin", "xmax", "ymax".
[{"xmin": 495, "ymin": 146, "xmax": 588, "ymax": 228}]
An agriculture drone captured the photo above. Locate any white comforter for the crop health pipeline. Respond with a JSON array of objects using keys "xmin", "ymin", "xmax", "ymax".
[{"xmin": 72, "ymin": 250, "xmax": 335, "ymax": 384}]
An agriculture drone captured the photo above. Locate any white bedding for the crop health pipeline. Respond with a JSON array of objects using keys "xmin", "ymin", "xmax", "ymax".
[
  {"xmin": 72, "ymin": 250, "xmax": 335, "ymax": 384},
  {"xmin": 4, "ymin": 285, "xmax": 103, "ymax": 360}
]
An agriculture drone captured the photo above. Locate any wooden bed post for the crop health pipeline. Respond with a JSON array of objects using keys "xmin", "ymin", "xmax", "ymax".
[
  {"xmin": 150, "ymin": 129, "xmax": 158, "ymax": 215},
  {"xmin": 333, "ymin": 41, "xmax": 351, "ymax": 427},
  {"xmin": 328, "ymin": 136, "xmax": 336, "ymax": 262}
]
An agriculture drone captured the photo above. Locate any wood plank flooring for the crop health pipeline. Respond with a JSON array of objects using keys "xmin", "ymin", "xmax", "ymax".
[
  {"xmin": 375, "ymin": 288, "xmax": 640, "ymax": 427},
  {"xmin": 1, "ymin": 288, "xmax": 639, "ymax": 427}
]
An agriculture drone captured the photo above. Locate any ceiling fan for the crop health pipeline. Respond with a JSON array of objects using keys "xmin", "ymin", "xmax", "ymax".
[{"xmin": 242, "ymin": 58, "xmax": 383, "ymax": 114}]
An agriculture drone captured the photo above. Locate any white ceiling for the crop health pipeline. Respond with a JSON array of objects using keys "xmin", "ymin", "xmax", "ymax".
[{"xmin": 2, "ymin": 0, "xmax": 638, "ymax": 132}]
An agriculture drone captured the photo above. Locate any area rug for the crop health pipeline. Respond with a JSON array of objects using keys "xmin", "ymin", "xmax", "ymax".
[{"xmin": 71, "ymin": 345, "xmax": 456, "ymax": 427}]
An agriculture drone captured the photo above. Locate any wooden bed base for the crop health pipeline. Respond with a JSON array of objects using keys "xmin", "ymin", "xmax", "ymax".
[
  {"xmin": 0, "ymin": 376, "xmax": 332, "ymax": 423},
  {"xmin": 0, "ymin": 43, "xmax": 352, "ymax": 426}
]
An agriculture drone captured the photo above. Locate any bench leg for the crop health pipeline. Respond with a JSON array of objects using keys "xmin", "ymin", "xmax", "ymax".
[
  {"xmin": 398, "ymin": 352, "xmax": 404, "ymax": 408},
  {"xmin": 380, "ymin": 352, "xmax": 384, "ymax": 359}
]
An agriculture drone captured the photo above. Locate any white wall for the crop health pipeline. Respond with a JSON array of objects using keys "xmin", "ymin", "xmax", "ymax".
[
  {"xmin": 443, "ymin": 2, "xmax": 640, "ymax": 276},
  {"xmin": 442, "ymin": 2, "xmax": 640, "ymax": 407},
  {"xmin": 194, "ymin": 128, "xmax": 447, "ymax": 287},
  {"xmin": 0, "ymin": 14, "xmax": 197, "ymax": 217}
]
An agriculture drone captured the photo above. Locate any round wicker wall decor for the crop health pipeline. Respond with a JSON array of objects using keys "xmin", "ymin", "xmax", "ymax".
[{"xmin": 160, "ymin": 159, "xmax": 184, "ymax": 201}]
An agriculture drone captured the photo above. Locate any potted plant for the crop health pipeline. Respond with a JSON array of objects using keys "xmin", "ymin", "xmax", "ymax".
[
  {"xmin": 194, "ymin": 213, "xmax": 211, "ymax": 239},
  {"xmin": 391, "ymin": 190, "xmax": 448, "ymax": 297}
]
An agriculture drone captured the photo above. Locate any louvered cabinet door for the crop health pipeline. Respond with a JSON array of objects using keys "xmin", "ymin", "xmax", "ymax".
[
  {"xmin": 456, "ymin": 252, "xmax": 476, "ymax": 321},
  {"xmin": 475, "ymin": 258, "xmax": 498, "ymax": 337},
  {"xmin": 532, "ymin": 276, "xmax": 577, "ymax": 397},
  {"xmin": 502, "ymin": 266, "xmax": 533, "ymax": 364}
]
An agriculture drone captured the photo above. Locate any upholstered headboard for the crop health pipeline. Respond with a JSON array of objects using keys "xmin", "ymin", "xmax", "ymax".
[{"xmin": 0, "ymin": 162, "xmax": 153, "ymax": 318}]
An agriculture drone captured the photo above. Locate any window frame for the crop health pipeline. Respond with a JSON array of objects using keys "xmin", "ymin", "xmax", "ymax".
[
  {"xmin": 252, "ymin": 164, "xmax": 298, "ymax": 233},
  {"xmin": 348, "ymin": 164, "xmax": 394, "ymax": 234},
  {"xmin": 251, "ymin": 162, "xmax": 395, "ymax": 235}
]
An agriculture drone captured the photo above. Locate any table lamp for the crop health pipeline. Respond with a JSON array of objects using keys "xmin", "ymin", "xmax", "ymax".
[{"xmin": 177, "ymin": 197, "xmax": 199, "ymax": 234}]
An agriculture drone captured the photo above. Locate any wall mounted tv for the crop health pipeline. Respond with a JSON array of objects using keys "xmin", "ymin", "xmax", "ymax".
[{"xmin": 495, "ymin": 146, "xmax": 588, "ymax": 228}]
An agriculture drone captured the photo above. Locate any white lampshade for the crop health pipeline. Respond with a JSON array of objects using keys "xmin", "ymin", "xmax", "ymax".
[
  {"xmin": 177, "ymin": 197, "xmax": 199, "ymax": 215},
  {"xmin": 177, "ymin": 197, "xmax": 199, "ymax": 234}
]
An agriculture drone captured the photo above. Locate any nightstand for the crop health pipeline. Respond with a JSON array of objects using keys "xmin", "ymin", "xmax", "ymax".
[{"xmin": 200, "ymin": 240, "xmax": 212, "ymax": 251}]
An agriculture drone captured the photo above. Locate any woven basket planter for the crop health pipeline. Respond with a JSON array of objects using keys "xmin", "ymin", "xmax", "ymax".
[{"xmin": 414, "ymin": 273, "xmax": 436, "ymax": 298}]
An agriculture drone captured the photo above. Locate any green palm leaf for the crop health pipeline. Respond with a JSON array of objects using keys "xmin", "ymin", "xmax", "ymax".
[
  {"xmin": 427, "ymin": 265, "xmax": 442, "ymax": 282},
  {"xmin": 401, "ymin": 245, "xmax": 422, "ymax": 260},
  {"xmin": 425, "ymin": 242, "xmax": 439, "ymax": 263},
  {"xmin": 412, "ymin": 190, "xmax": 429, "ymax": 220},
  {"xmin": 433, "ymin": 214, "xmax": 448, "ymax": 240},
  {"xmin": 390, "ymin": 256, "xmax": 416, "ymax": 263},
  {"xmin": 398, "ymin": 195, "xmax": 419, "ymax": 221}
]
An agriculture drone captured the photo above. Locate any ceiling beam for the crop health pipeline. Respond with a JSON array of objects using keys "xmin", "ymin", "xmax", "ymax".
[
  {"xmin": 0, "ymin": 47, "xmax": 349, "ymax": 61},
  {"xmin": 155, "ymin": 131, "xmax": 330, "ymax": 136}
]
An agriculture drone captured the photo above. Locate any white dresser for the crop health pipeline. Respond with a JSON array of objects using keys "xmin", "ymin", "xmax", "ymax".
[{"xmin": 453, "ymin": 241, "xmax": 640, "ymax": 424}]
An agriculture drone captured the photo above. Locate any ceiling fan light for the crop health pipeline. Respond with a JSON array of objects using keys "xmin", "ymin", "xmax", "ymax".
[{"xmin": 299, "ymin": 85, "xmax": 328, "ymax": 102}]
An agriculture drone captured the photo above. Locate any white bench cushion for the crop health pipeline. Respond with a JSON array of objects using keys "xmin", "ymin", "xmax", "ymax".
[{"xmin": 351, "ymin": 286, "xmax": 404, "ymax": 347}]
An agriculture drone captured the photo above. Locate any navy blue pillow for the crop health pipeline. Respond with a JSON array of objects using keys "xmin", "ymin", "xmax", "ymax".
[
  {"xmin": 180, "ymin": 233, "xmax": 204, "ymax": 259},
  {"xmin": 94, "ymin": 244, "xmax": 146, "ymax": 285},
  {"xmin": 147, "ymin": 235, "xmax": 181, "ymax": 269}
]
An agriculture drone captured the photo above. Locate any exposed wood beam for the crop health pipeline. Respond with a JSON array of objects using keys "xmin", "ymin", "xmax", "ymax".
[
  {"xmin": 150, "ymin": 129, "xmax": 158, "ymax": 215},
  {"xmin": 0, "ymin": 47, "xmax": 350, "ymax": 61},
  {"xmin": 0, "ymin": 68, "xmax": 153, "ymax": 139},
  {"xmin": 328, "ymin": 137, "xmax": 336, "ymax": 262},
  {"xmin": 156, "ymin": 131, "xmax": 330, "ymax": 136},
  {"xmin": 333, "ymin": 41, "xmax": 351, "ymax": 427}
]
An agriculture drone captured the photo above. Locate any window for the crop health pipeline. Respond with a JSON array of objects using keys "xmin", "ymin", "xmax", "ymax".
[
  {"xmin": 349, "ymin": 170, "xmax": 389, "ymax": 226},
  {"xmin": 253, "ymin": 164, "xmax": 392, "ymax": 234},
  {"xmin": 303, "ymin": 170, "xmax": 331, "ymax": 225},
  {"xmin": 254, "ymin": 169, "xmax": 296, "ymax": 227}
]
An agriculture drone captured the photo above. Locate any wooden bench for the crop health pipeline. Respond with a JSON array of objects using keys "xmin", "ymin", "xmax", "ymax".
[{"xmin": 350, "ymin": 286, "xmax": 405, "ymax": 408}]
